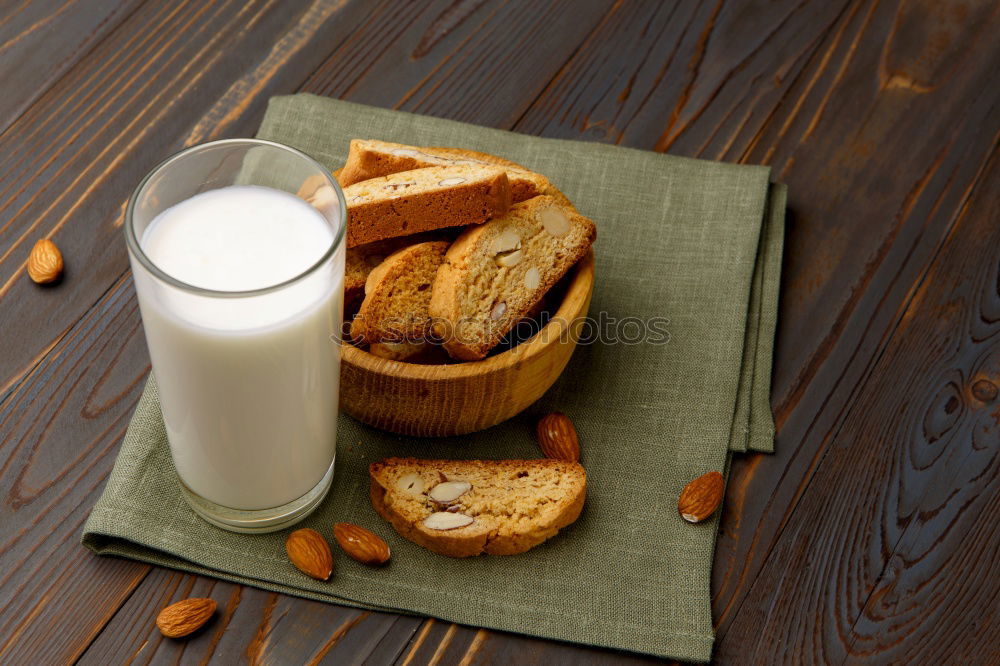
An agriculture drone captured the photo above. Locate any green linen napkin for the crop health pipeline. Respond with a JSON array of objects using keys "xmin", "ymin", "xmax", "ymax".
[{"xmin": 83, "ymin": 94, "xmax": 785, "ymax": 662}]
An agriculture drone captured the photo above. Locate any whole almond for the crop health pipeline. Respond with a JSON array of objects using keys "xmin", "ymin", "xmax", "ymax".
[
  {"xmin": 156, "ymin": 597, "xmax": 217, "ymax": 638},
  {"xmin": 536, "ymin": 412, "xmax": 580, "ymax": 462},
  {"xmin": 678, "ymin": 471, "xmax": 725, "ymax": 523},
  {"xmin": 333, "ymin": 522, "xmax": 391, "ymax": 565},
  {"xmin": 285, "ymin": 528, "xmax": 333, "ymax": 580},
  {"xmin": 27, "ymin": 239, "xmax": 63, "ymax": 284}
]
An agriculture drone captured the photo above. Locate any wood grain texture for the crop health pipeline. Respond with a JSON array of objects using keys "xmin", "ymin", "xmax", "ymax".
[
  {"xmin": 301, "ymin": 0, "xmax": 614, "ymax": 127},
  {"xmin": 717, "ymin": 152, "xmax": 1000, "ymax": 665},
  {"xmin": 394, "ymin": 620, "xmax": 657, "ymax": 666},
  {"xmin": 0, "ymin": 0, "xmax": 145, "ymax": 133},
  {"xmin": 708, "ymin": 0, "xmax": 1000, "ymax": 648},
  {"xmin": 0, "ymin": 0, "xmax": 998, "ymax": 663},
  {"xmin": 0, "ymin": 275, "xmax": 152, "ymax": 664},
  {"xmin": 76, "ymin": 568, "xmax": 425, "ymax": 664}
]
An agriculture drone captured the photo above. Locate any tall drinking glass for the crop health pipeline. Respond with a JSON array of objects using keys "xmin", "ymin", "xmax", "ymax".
[{"xmin": 125, "ymin": 139, "xmax": 346, "ymax": 533}]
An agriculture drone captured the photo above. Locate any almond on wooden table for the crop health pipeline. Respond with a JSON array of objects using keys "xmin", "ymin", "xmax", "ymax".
[
  {"xmin": 678, "ymin": 471, "xmax": 725, "ymax": 523},
  {"xmin": 333, "ymin": 522, "xmax": 391, "ymax": 565},
  {"xmin": 285, "ymin": 528, "xmax": 334, "ymax": 580},
  {"xmin": 155, "ymin": 597, "xmax": 217, "ymax": 638},
  {"xmin": 27, "ymin": 238, "xmax": 63, "ymax": 284},
  {"xmin": 536, "ymin": 412, "xmax": 581, "ymax": 462}
]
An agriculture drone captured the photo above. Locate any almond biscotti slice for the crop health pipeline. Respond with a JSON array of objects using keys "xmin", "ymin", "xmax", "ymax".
[
  {"xmin": 345, "ymin": 231, "xmax": 449, "ymax": 306},
  {"xmin": 429, "ymin": 195, "xmax": 596, "ymax": 360},
  {"xmin": 344, "ymin": 165, "xmax": 510, "ymax": 248},
  {"xmin": 350, "ymin": 240, "xmax": 450, "ymax": 344},
  {"xmin": 369, "ymin": 457, "xmax": 586, "ymax": 557},
  {"xmin": 339, "ymin": 139, "xmax": 553, "ymax": 204}
]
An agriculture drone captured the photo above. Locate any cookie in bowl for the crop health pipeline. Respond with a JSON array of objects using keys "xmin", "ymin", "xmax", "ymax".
[
  {"xmin": 350, "ymin": 240, "xmax": 450, "ymax": 345},
  {"xmin": 429, "ymin": 196, "xmax": 596, "ymax": 360},
  {"xmin": 343, "ymin": 165, "xmax": 511, "ymax": 247}
]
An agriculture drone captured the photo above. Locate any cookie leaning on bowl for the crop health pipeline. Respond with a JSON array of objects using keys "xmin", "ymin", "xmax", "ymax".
[
  {"xmin": 430, "ymin": 195, "xmax": 596, "ymax": 360},
  {"xmin": 350, "ymin": 240, "xmax": 450, "ymax": 345},
  {"xmin": 369, "ymin": 457, "xmax": 586, "ymax": 557},
  {"xmin": 344, "ymin": 236, "xmax": 411, "ymax": 307},
  {"xmin": 343, "ymin": 165, "xmax": 511, "ymax": 248},
  {"xmin": 345, "ymin": 231, "xmax": 452, "ymax": 307}
]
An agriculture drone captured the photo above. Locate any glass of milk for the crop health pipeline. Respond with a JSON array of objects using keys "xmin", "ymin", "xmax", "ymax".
[{"xmin": 125, "ymin": 139, "xmax": 346, "ymax": 533}]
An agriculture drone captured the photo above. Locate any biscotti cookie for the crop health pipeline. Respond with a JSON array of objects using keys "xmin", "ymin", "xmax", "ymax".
[
  {"xmin": 345, "ymin": 231, "xmax": 448, "ymax": 306},
  {"xmin": 339, "ymin": 139, "xmax": 528, "ymax": 185},
  {"xmin": 423, "ymin": 145, "xmax": 527, "ymax": 169},
  {"xmin": 424, "ymin": 146, "xmax": 576, "ymax": 208},
  {"xmin": 365, "ymin": 293, "xmax": 547, "ymax": 361},
  {"xmin": 345, "ymin": 239, "xmax": 402, "ymax": 307},
  {"xmin": 344, "ymin": 165, "xmax": 510, "ymax": 247},
  {"xmin": 350, "ymin": 241, "xmax": 450, "ymax": 344},
  {"xmin": 429, "ymin": 196, "xmax": 596, "ymax": 360},
  {"xmin": 369, "ymin": 457, "xmax": 586, "ymax": 557},
  {"xmin": 339, "ymin": 139, "xmax": 553, "ymax": 204}
]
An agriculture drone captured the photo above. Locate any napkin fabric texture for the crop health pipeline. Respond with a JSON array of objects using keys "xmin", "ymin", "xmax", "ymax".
[{"xmin": 83, "ymin": 94, "xmax": 785, "ymax": 662}]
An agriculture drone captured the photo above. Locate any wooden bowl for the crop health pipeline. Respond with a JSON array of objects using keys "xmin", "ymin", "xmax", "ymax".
[{"xmin": 340, "ymin": 250, "xmax": 595, "ymax": 436}]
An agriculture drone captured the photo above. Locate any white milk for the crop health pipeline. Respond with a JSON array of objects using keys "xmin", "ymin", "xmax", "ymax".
[{"xmin": 134, "ymin": 185, "xmax": 343, "ymax": 510}]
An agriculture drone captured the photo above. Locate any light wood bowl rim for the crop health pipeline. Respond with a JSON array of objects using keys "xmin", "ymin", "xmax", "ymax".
[{"xmin": 342, "ymin": 249, "xmax": 596, "ymax": 379}]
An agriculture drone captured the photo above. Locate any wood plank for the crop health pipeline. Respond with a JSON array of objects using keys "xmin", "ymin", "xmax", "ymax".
[
  {"xmin": 0, "ymin": 274, "xmax": 153, "ymax": 664},
  {"xmin": 711, "ymin": 0, "xmax": 1000, "ymax": 644},
  {"xmin": 302, "ymin": 0, "xmax": 614, "ymax": 128},
  {"xmin": 717, "ymin": 154, "xmax": 999, "ymax": 663},
  {"xmin": 514, "ymin": 0, "xmax": 868, "ymax": 154},
  {"xmin": 393, "ymin": 620, "xmax": 474, "ymax": 665},
  {"xmin": 76, "ymin": 567, "xmax": 425, "ymax": 664},
  {"xmin": 0, "ymin": 0, "xmax": 146, "ymax": 133},
  {"xmin": 392, "ymin": 620, "xmax": 657, "ymax": 666}
]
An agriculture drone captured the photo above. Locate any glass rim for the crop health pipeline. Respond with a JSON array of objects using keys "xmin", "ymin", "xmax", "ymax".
[{"xmin": 124, "ymin": 138, "xmax": 347, "ymax": 299}]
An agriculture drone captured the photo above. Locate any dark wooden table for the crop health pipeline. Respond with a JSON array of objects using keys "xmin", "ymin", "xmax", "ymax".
[{"xmin": 1, "ymin": 1, "xmax": 997, "ymax": 663}]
